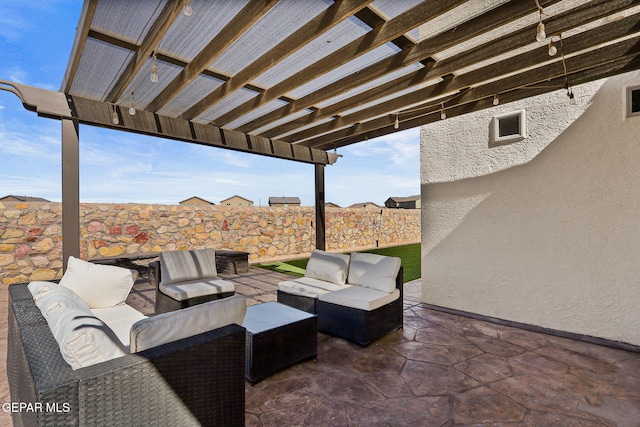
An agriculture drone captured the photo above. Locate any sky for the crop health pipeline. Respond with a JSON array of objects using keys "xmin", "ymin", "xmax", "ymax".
[{"xmin": 0, "ymin": 1, "xmax": 420, "ymax": 207}]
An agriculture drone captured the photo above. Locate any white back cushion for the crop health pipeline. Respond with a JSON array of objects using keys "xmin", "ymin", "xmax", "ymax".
[
  {"xmin": 47, "ymin": 307, "xmax": 127, "ymax": 370},
  {"xmin": 59, "ymin": 256, "xmax": 138, "ymax": 309},
  {"xmin": 34, "ymin": 287, "xmax": 91, "ymax": 320},
  {"xmin": 304, "ymin": 250, "xmax": 350, "ymax": 285},
  {"xmin": 347, "ymin": 252, "xmax": 401, "ymax": 293},
  {"xmin": 129, "ymin": 295, "xmax": 246, "ymax": 353},
  {"xmin": 160, "ymin": 249, "xmax": 218, "ymax": 285},
  {"xmin": 28, "ymin": 281, "xmax": 60, "ymax": 302}
]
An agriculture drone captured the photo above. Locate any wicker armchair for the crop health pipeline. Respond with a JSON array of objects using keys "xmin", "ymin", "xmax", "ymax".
[
  {"xmin": 317, "ymin": 266, "xmax": 404, "ymax": 346},
  {"xmin": 7, "ymin": 283, "xmax": 245, "ymax": 427},
  {"xmin": 149, "ymin": 249, "xmax": 235, "ymax": 314}
]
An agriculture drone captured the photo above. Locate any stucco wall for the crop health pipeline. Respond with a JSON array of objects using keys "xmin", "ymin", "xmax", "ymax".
[
  {"xmin": 0, "ymin": 203, "xmax": 419, "ymax": 285},
  {"xmin": 420, "ymin": 71, "xmax": 640, "ymax": 346}
]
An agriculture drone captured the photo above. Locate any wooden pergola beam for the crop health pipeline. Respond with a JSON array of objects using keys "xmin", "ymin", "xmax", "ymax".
[
  {"xmin": 66, "ymin": 94, "xmax": 331, "ymax": 165},
  {"xmin": 325, "ymin": 55, "xmax": 640, "ymax": 149},
  {"xmin": 205, "ymin": 0, "xmax": 466, "ymax": 127},
  {"xmin": 268, "ymin": 0, "xmax": 631, "ymax": 139},
  {"xmin": 289, "ymin": 13, "xmax": 640, "ymax": 145},
  {"xmin": 179, "ymin": 0, "xmax": 373, "ymax": 120},
  {"xmin": 60, "ymin": 0, "xmax": 98, "ymax": 93},
  {"xmin": 303, "ymin": 35, "xmax": 640, "ymax": 149},
  {"xmin": 145, "ymin": 0, "xmax": 279, "ymax": 113},
  {"xmin": 236, "ymin": 0, "xmax": 565, "ymax": 135},
  {"xmin": 105, "ymin": 0, "xmax": 183, "ymax": 103}
]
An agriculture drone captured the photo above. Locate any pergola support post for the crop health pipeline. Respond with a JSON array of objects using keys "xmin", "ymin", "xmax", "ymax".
[
  {"xmin": 62, "ymin": 118, "xmax": 80, "ymax": 270},
  {"xmin": 315, "ymin": 164, "xmax": 326, "ymax": 251}
]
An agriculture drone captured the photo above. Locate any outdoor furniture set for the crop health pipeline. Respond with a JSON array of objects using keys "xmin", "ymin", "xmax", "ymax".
[
  {"xmin": 7, "ymin": 248, "xmax": 402, "ymax": 425},
  {"xmin": 277, "ymin": 249, "xmax": 404, "ymax": 346},
  {"xmin": 7, "ymin": 256, "xmax": 245, "ymax": 426},
  {"xmin": 148, "ymin": 249, "xmax": 317, "ymax": 384}
]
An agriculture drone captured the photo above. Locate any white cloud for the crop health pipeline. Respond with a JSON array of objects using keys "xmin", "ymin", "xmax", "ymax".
[
  {"xmin": 194, "ymin": 145, "xmax": 251, "ymax": 168},
  {"xmin": 342, "ymin": 128, "xmax": 419, "ymax": 167}
]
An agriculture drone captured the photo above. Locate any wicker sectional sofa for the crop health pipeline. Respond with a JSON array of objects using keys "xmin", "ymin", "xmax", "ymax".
[
  {"xmin": 7, "ymin": 257, "xmax": 246, "ymax": 427},
  {"xmin": 277, "ymin": 250, "xmax": 403, "ymax": 346}
]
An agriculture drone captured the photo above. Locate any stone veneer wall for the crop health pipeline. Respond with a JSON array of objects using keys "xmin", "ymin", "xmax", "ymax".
[{"xmin": 0, "ymin": 202, "xmax": 420, "ymax": 285}]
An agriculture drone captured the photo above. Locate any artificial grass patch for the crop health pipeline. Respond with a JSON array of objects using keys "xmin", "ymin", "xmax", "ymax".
[
  {"xmin": 258, "ymin": 262, "xmax": 305, "ymax": 277},
  {"xmin": 257, "ymin": 243, "xmax": 421, "ymax": 283}
]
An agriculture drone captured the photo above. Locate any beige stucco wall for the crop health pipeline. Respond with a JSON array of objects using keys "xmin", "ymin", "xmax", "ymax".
[{"xmin": 420, "ymin": 71, "xmax": 640, "ymax": 346}]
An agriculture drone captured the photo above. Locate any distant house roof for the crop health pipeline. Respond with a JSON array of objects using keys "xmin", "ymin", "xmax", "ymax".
[
  {"xmin": 386, "ymin": 195, "xmax": 420, "ymax": 203},
  {"xmin": 0, "ymin": 195, "xmax": 50, "ymax": 202},
  {"xmin": 325, "ymin": 202, "xmax": 341, "ymax": 208},
  {"xmin": 220, "ymin": 195, "xmax": 253, "ymax": 204},
  {"xmin": 348, "ymin": 202, "xmax": 381, "ymax": 209},
  {"xmin": 269, "ymin": 197, "xmax": 301, "ymax": 205},
  {"xmin": 179, "ymin": 196, "xmax": 215, "ymax": 205}
]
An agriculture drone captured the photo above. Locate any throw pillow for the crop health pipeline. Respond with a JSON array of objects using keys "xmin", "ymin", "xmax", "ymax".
[
  {"xmin": 304, "ymin": 249, "xmax": 350, "ymax": 285},
  {"xmin": 59, "ymin": 256, "xmax": 138, "ymax": 309}
]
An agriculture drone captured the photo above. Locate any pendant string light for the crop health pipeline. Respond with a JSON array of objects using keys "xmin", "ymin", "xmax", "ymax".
[
  {"xmin": 128, "ymin": 92, "xmax": 136, "ymax": 116},
  {"xmin": 493, "ymin": 94, "xmax": 500, "ymax": 106},
  {"xmin": 534, "ymin": 0, "xmax": 546, "ymax": 42},
  {"xmin": 558, "ymin": 35, "xmax": 576, "ymax": 105},
  {"xmin": 394, "ymin": 113, "xmax": 399, "ymax": 129},
  {"xmin": 150, "ymin": 50, "xmax": 159, "ymax": 83},
  {"xmin": 183, "ymin": 0, "xmax": 193, "ymax": 17},
  {"xmin": 111, "ymin": 104, "xmax": 120, "ymax": 125},
  {"xmin": 440, "ymin": 103, "xmax": 446, "ymax": 120}
]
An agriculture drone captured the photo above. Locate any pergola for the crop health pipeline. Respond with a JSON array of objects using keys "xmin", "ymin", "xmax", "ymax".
[{"xmin": 2, "ymin": 0, "xmax": 640, "ymax": 267}]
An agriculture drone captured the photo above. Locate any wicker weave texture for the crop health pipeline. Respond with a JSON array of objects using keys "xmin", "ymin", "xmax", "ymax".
[
  {"xmin": 7, "ymin": 283, "xmax": 246, "ymax": 426},
  {"xmin": 276, "ymin": 291, "xmax": 317, "ymax": 314},
  {"xmin": 317, "ymin": 266, "xmax": 404, "ymax": 346},
  {"xmin": 245, "ymin": 314, "xmax": 317, "ymax": 384}
]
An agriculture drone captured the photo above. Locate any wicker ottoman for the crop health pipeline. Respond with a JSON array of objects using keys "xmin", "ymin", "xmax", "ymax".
[{"xmin": 242, "ymin": 302, "xmax": 317, "ymax": 384}]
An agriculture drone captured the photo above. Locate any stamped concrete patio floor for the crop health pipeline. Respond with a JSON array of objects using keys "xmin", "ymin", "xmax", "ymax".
[{"xmin": 2, "ymin": 267, "xmax": 640, "ymax": 426}]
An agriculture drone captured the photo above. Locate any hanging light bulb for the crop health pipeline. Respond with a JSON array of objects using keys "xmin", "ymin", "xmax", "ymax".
[
  {"xmin": 493, "ymin": 94, "xmax": 500, "ymax": 106},
  {"xmin": 394, "ymin": 113, "xmax": 399, "ymax": 129},
  {"xmin": 548, "ymin": 41, "xmax": 557, "ymax": 56},
  {"xmin": 112, "ymin": 108, "xmax": 120, "ymax": 125},
  {"xmin": 440, "ymin": 104, "xmax": 446, "ymax": 120},
  {"xmin": 536, "ymin": 20, "xmax": 546, "ymax": 42},
  {"xmin": 150, "ymin": 63, "xmax": 159, "ymax": 83},
  {"xmin": 183, "ymin": 0, "xmax": 192, "ymax": 16},
  {"xmin": 128, "ymin": 92, "xmax": 136, "ymax": 116}
]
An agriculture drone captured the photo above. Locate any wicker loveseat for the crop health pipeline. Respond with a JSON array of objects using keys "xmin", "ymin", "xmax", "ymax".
[
  {"xmin": 7, "ymin": 267, "xmax": 246, "ymax": 426},
  {"xmin": 278, "ymin": 250, "xmax": 403, "ymax": 346}
]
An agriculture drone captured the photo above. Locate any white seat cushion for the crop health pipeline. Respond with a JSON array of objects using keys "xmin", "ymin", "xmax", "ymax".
[
  {"xmin": 91, "ymin": 305, "xmax": 147, "ymax": 349},
  {"xmin": 47, "ymin": 307, "xmax": 127, "ymax": 370},
  {"xmin": 347, "ymin": 252, "xmax": 401, "ymax": 293},
  {"xmin": 278, "ymin": 276, "xmax": 351, "ymax": 298},
  {"xmin": 160, "ymin": 249, "xmax": 218, "ymax": 285},
  {"xmin": 129, "ymin": 295, "xmax": 246, "ymax": 353},
  {"xmin": 304, "ymin": 249, "xmax": 350, "ymax": 285},
  {"xmin": 159, "ymin": 278, "xmax": 234, "ymax": 301},
  {"xmin": 318, "ymin": 286, "xmax": 400, "ymax": 311},
  {"xmin": 59, "ymin": 256, "xmax": 138, "ymax": 309}
]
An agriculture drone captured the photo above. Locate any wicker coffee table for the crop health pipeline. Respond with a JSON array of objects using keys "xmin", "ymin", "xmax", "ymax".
[{"xmin": 243, "ymin": 302, "xmax": 317, "ymax": 384}]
